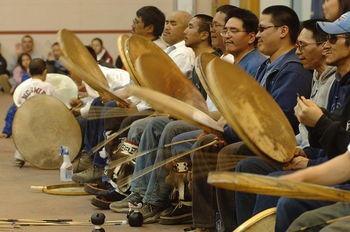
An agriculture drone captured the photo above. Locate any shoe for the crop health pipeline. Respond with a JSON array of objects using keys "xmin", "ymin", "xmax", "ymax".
[
  {"xmin": 72, "ymin": 152, "xmax": 93, "ymax": 172},
  {"xmin": 91, "ymin": 190, "xmax": 126, "ymax": 209},
  {"xmin": 109, "ymin": 192, "xmax": 142, "ymax": 213},
  {"xmin": 15, "ymin": 159, "xmax": 25, "ymax": 168},
  {"xmin": 72, "ymin": 166, "xmax": 104, "ymax": 184},
  {"xmin": 159, "ymin": 201, "xmax": 192, "ymax": 225},
  {"xmin": 140, "ymin": 202, "xmax": 168, "ymax": 224},
  {"xmin": 84, "ymin": 181, "xmax": 113, "ymax": 196}
]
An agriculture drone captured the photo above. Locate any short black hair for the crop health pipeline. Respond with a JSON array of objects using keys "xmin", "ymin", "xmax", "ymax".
[
  {"xmin": 51, "ymin": 42, "xmax": 59, "ymax": 47},
  {"xmin": 216, "ymin": 5, "xmax": 238, "ymax": 14},
  {"xmin": 85, "ymin": 45, "xmax": 97, "ymax": 61},
  {"xmin": 136, "ymin": 6, "xmax": 165, "ymax": 37},
  {"xmin": 301, "ymin": 19, "xmax": 328, "ymax": 43},
  {"xmin": 29, "ymin": 58, "xmax": 46, "ymax": 75},
  {"xmin": 92, "ymin": 37, "xmax": 103, "ymax": 46},
  {"xmin": 225, "ymin": 8, "xmax": 259, "ymax": 34},
  {"xmin": 262, "ymin": 5, "xmax": 300, "ymax": 43},
  {"xmin": 339, "ymin": 0, "xmax": 350, "ymax": 17},
  {"xmin": 194, "ymin": 14, "xmax": 213, "ymax": 45}
]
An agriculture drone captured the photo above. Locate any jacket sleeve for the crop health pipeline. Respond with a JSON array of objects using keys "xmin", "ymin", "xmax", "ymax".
[
  {"xmin": 308, "ymin": 114, "xmax": 350, "ymax": 158},
  {"xmin": 2, "ymin": 104, "xmax": 17, "ymax": 136},
  {"xmin": 267, "ymin": 63, "xmax": 312, "ymax": 134}
]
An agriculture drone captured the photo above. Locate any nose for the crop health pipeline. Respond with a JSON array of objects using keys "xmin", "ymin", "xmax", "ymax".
[{"xmin": 295, "ymin": 46, "xmax": 302, "ymax": 55}]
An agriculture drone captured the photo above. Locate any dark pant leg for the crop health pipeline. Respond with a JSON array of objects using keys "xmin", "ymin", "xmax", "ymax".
[
  {"xmin": 235, "ymin": 156, "xmax": 282, "ymax": 225},
  {"xmin": 192, "ymin": 134, "xmax": 219, "ymax": 229},
  {"xmin": 216, "ymin": 142, "xmax": 245, "ymax": 232},
  {"xmin": 275, "ymin": 197, "xmax": 333, "ymax": 232}
]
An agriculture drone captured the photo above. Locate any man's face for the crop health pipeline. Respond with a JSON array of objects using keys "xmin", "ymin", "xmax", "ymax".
[
  {"xmin": 222, "ymin": 17, "xmax": 255, "ymax": 56},
  {"xmin": 210, "ymin": 11, "xmax": 226, "ymax": 50},
  {"xmin": 52, "ymin": 44, "xmax": 63, "ymax": 60},
  {"xmin": 323, "ymin": 33, "xmax": 350, "ymax": 66},
  {"xmin": 295, "ymin": 29, "xmax": 325, "ymax": 70},
  {"xmin": 322, "ymin": 0, "xmax": 340, "ymax": 21},
  {"xmin": 184, "ymin": 17, "xmax": 202, "ymax": 48},
  {"xmin": 22, "ymin": 37, "xmax": 33, "ymax": 53},
  {"xmin": 256, "ymin": 14, "xmax": 281, "ymax": 57},
  {"xmin": 163, "ymin": 12, "xmax": 187, "ymax": 46},
  {"xmin": 131, "ymin": 16, "xmax": 148, "ymax": 36}
]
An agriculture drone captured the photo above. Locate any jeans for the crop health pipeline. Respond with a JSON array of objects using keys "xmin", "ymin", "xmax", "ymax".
[
  {"xmin": 143, "ymin": 120, "xmax": 197, "ymax": 206},
  {"xmin": 235, "ymin": 156, "xmax": 283, "ymax": 225},
  {"xmin": 287, "ymin": 202, "xmax": 350, "ymax": 232},
  {"xmin": 130, "ymin": 116, "xmax": 172, "ymax": 196}
]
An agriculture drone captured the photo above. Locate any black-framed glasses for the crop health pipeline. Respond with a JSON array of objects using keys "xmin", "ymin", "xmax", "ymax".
[
  {"xmin": 295, "ymin": 41, "xmax": 325, "ymax": 51},
  {"xmin": 220, "ymin": 27, "xmax": 247, "ymax": 36},
  {"xmin": 257, "ymin": 25, "xmax": 281, "ymax": 33},
  {"xmin": 326, "ymin": 34, "xmax": 350, "ymax": 44}
]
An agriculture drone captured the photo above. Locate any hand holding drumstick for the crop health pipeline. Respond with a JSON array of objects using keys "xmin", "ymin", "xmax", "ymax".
[{"xmin": 294, "ymin": 95, "xmax": 324, "ymax": 127}]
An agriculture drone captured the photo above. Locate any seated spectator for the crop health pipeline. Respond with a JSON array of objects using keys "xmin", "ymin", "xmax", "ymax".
[
  {"xmin": 8, "ymin": 35, "xmax": 43, "ymax": 72},
  {"xmin": 9, "ymin": 53, "xmax": 31, "ymax": 93},
  {"xmin": 0, "ymin": 42, "xmax": 10, "ymax": 93},
  {"xmin": 91, "ymin": 38, "xmax": 114, "ymax": 67},
  {"xmin": 46, "ymin": 42, "xmax": 69, "ymax": 75}
]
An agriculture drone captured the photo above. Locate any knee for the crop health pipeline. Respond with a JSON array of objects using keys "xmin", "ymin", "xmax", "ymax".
[{"xmin": 235, "ymin": 157, "xmax": 263, "ymax": 173}]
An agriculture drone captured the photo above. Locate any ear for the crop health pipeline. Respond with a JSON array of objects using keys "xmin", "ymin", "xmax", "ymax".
[
  {"xmin": 199, "ymin": 31, "xmax": 210, "ymax": 41},
  {"xmin": 247, "ymin": 32, "xmax": 256, "ymax": 45},
  {"xmin": 279, "ymin": 25, "xmax": 289, "ymax": 40},
  {"xmin": 144, "ymin": 24, "xmax": 154, "ymax": 35}
]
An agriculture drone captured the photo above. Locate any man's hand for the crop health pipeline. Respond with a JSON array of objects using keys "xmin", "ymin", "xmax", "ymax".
[
  {"xmin": 70, "ymin": 99, "xmax": 83, "ymax": 108},
  {"xmin": 71, "ymin": 108, "xmax": 81, "ymax": 116},
  {"xmin": 283, "ymin": 156, "xmax": 309, "ymax": 171},
  {"xmin": 294, "ymin": 96, "xmax": 323, "ymax": 127}
]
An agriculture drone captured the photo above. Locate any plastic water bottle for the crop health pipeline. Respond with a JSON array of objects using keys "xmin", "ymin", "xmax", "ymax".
[{"xmin": 60, "ymin": 146, "xmax": 73, "ymax": 181}]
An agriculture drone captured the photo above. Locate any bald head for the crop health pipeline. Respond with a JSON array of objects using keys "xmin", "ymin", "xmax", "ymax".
[{"xmin": 163, "ymin": 11, "xmax": 192, "ymax": 45}]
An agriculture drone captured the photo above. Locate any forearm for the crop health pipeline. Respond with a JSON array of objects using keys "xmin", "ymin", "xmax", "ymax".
[{"xmin": 283, "ymin": 152, "xmax": 350, "ymax": 185}]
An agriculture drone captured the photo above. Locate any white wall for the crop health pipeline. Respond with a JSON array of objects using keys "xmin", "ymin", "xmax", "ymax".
[{"xmin": 0, "ymin": 0, "xmax": 174, "ymax": 66}]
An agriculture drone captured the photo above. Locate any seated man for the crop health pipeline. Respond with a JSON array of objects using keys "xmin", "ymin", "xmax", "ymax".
[
  {"xmin": 12, "ymin": 58, "xmax": 57, "ymax": 166},
  {"xmin": 252, "ymin": 12, "xmax": 350, "ymax": 232},
  {"xmin": 185, "ymin": 5, "xmax": 313, "ymax": 232}
]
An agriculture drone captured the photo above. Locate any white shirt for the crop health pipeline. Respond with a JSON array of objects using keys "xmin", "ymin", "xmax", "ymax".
[
  {"xmin": 80, "ymin": 65, "xmax": 131, "ymax": 117},
  {"xmin": 165, "ymin": 40, "xmax": 195, "ymax": 78},
  {"xmin": 16, "ymin": 78, "xmax": 56, "ymax": 106}
]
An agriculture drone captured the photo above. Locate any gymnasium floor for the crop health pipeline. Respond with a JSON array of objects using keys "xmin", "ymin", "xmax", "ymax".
[{"xmin": 0, "ymin": 92, "xmax": 187, "ymax": 232}]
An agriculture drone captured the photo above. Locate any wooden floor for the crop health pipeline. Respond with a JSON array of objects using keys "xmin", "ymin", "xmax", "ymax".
[{"xmin": 0, "ymin": 92, "xmax": 188, "ymax": 232}]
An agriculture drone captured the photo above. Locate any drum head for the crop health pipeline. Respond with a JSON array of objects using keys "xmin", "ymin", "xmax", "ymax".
[
  {"xmin": 195, "ymin": 53, "xmax": 217, "ymax": 98},
  {"xmin": 46, "ymin": 73, "xmax": 78, "ymax": 107},
  {"xmin": 234, "ymin": 208, "xmax": 276, "ymax": 232},
  {"xmin": 58, "ymin": 29, "xmax": 108, "ymax": 87},
  {"xmin": 135, "ymin": 54, "xmax": 209, "ymax": 114},
  {"xmin": 117, "ymin": 34, "xmax": 141, "ymax": 86},
  {"xmin": 13, "ymin": 95, "xmax": 82, "ymax": 169},
  {"xmin": 126, "ymin": 86, "xmax": 223, "ymax": 135},
  {"xmin": 208, "ymin": 172, "xmax": 350, "ymax": 202},
  {"xmin": 206, "ymin": 57, "xmax": 296, "ymax": 163}
]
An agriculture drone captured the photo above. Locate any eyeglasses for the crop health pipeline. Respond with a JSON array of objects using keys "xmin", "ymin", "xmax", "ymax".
[
  {"xmin": 220, "ymin": 27, "xmax": 247, "ymax": 36},
  {"xmin": 326, "ymin": 34, "xmax": 350, "ymax": 44},
  {"xmin": 295, "ymin": 41, "xmax": 325, "ymax": 52},
  {"xmin": 257, "ymin": 25, "xmax": 281, "ymax": 33}
]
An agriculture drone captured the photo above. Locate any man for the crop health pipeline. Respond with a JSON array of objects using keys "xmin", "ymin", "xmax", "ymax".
[
  {"xmin": 132, "ymin": 6, "xmax": 167, "ymax": 49},
  {"xmin": 46, "ymin": 42, "xmax": 69, "ymax": 75},
  {"xmin": 177, "ymin": 7, "xmax": 266, "ymax": 232},
  {"xmin": 12, "ymin": 58, "xmax": 56, "ymax": 165},
  {"xmin": 8, "ymin": 35, "xmax": 43, "ymax": 72},
  {"xmin": 258, "ymin": 12, "xmax": 350, "ymax": 232},
  {"xmin": 109, "ymin": 13, "xmax": 210, "ymax": 224}
]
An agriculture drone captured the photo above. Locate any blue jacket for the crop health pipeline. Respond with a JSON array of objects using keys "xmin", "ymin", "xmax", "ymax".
[
  {"xmin": 224, "ymin": 48, "xmax": 312, "ymax": 143},
  {"xmin": 2, "ymin": 73, "xmax": 30, "ymax": 136}
]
